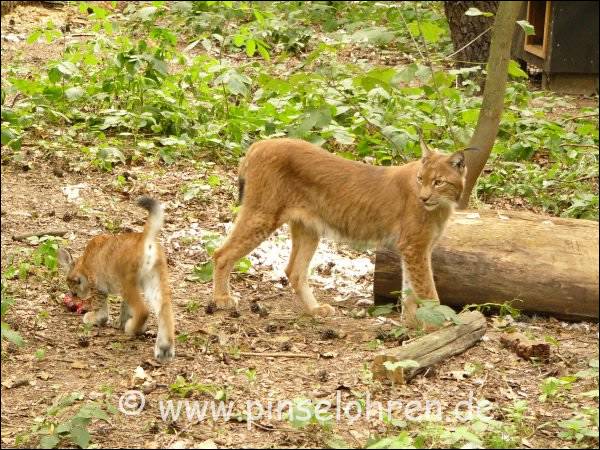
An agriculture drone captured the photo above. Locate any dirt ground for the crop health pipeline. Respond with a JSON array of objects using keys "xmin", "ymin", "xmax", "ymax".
[{"xmin": 1, "ymin": 3, "xmax": 599, "ymax": 449}]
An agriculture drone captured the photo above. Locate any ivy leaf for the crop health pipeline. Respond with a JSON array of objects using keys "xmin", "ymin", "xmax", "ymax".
[
  {"xmin": 1, "ymin": 322, "xmax": 25, "ymax": 346},
  {"xmin": 517, "ymin": 19, "xmax": 535, "ymax": 36},
  {"xmin": 69, "ymin": 422, "xmax": 91, "ymax": 449},
  {"xmin": 367, "ymin": 304, "xmax": 395, "ymax": 317},
  {"xmin": 77, "ymin": 403, "xmax": 109, "ymax": 421},
  {"xmin": 235, "ymin": 257, "xmax": 252, "ymax": 273},
  {"xmin": 190, "ymin": 262, "xmax": 214, "ymax": 283},
  {"xmin": 257, "ymin": 43, "xmax": 270, "ymax": 61},
  {"xmin": 57, "ymin": 61, "xmax": 78, "ymax": 77},
  {"xmin": 407, "ymin": 21, "xmax": 446, "ymax": 43},
  {"xmin": 65, "ymin": 86, "xmax": 85, "ymax": 101},
  {"xmin": 333, "ymin": 129, "xmax": 355, "ymax": 145},
  {"xmin": 27, "ymin": 29, "xmax": 42, "ymax": 44},
  {"xmin": 246, "ymin": 39, "xmax": 256, "ymax": 57},
  {"xmin": 39, "ymin": 434, "xmax": 60, "ymax": 449},
  {"xmin": 416, "ymin": 305, "xmax": 446, "ymax": 327},
  {"xmin": 507, "ymin": 59, "xmax": 528, "ymax": 78},
  {"xmin": 135, "ymin": 6, "xmax": 158, "ymax": 21},
  {"xmin": 48, "ymin": 67, "xmax": 62, "ymax": 83}
]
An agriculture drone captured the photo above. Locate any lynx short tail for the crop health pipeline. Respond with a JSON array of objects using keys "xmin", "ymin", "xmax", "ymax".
[{"xmin": 137, "ymin": 196, "xmax": 164, "ymax": 241}]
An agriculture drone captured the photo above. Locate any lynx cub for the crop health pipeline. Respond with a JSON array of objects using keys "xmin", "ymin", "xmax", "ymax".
[
  {"xmin": 58, "ymin": 197, "xmax": 175, "ymax": 361},
  {"xmin": 213, "ymin": 138, "xmax": 468, "ymax": 327}
]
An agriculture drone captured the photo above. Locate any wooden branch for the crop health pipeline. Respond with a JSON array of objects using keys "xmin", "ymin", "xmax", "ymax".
[
  {"xmin": 12, "ymin": 230, "xmax": 68, "ymax": 241},
  {"xmin": 500, "ymin": 332, "xmax": 550, "ymax": 361},
  {"xmin": 372, "ymin": 311, "xmax": 487, "ymax": 384},
  {"xmin": 238, "ymin": 351, "xmax": 315, "ymax": 359}
]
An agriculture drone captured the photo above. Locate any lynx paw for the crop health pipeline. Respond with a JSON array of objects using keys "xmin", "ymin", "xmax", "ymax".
[
  {"xmin": 154, "ymin": 342, "xmax": 175, "ymax": 362},
  {"xmin": 83, "ymin": 311, "xmax": 108, "ymax": 327},
  {"xmin": 124, "ymin": 318, "xmax": 147, "ymax": 336},
  {"xmin": 309, "ymin": 303, "xmax": 336, "ymax": 317},
  {"xmin": 214, "ymin": 294, "xmax": 239, "ymax": 310}
]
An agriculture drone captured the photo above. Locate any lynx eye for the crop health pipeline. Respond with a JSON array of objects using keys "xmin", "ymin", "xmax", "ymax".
[
  {"xmin": 433, "ymin": 179, "xmax": 445, "ymax": 187},
  {"xmin": 416, "ymin": 175, "xmax": 423, "ymax": 184}
]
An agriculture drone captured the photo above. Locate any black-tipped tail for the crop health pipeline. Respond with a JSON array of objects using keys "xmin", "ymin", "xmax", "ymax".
[
  {"xmin": 137, "ymin": 196, "xmax": 163, "ymax": 239},
  {"xmin": 137, "ymin": 196, "xmax": 159, "ymax": 213}
]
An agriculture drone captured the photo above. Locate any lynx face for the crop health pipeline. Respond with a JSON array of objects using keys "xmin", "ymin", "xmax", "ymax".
[
  {"xmin": 417, "ymin": 151, "xmax": 466, "ymax": 211},
  {"xmin": 59, "ymin": 250, "xmax": 92, "ymax": 300}
]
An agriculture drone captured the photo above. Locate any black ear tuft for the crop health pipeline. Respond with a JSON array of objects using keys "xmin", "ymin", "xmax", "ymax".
[
  {"xmin": 420, "ymin": 136, "xmax": 433, "ymax": 159},
  {"xmin": 449, "ymin": 151, "xmax": 465, "ymax": 170}
]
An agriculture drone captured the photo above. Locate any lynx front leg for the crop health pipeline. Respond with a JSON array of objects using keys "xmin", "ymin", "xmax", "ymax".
[
  {"xmin": 117, "ymin": 301, "xmax": 131, "ymax": 330},
  {"xmin": 399, "ymin": 245, "xmax": 439, "ymax": 329},
  {"xmin": 286, "ymin": 222, "xmax": 335, "ymax": 317},
  {"xmin": 83, "ymin": 292, "xmax": 109, "ymax": 327},
  {"xmin": 212, "ymin": 212, "xmax": 277, "ymax": 310}
]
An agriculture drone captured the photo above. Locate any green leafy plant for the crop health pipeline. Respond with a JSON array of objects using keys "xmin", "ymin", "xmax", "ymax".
[
  {"xmin": 285, "ymin": 398, "xmax": 333, "ymax": 430},
  {"xmin": 415, "ymin": 300, "xmax": 460, "ymax": 327},
  {"xmin": 558, "ymin": 415, "xmax": 598, "ymax": 443},
  {"xmin": 1, "ymin": 281, "xmax": 24, "ymax": 347},
  {"xmin": 539, "ymin": 376, "xmax": 576, "ymax": 402},
  {"xmin": 462, "ymin": 300, "xmax": 522, "ymax": 319},
  {"xmin": 27, "ymin": 393, "xmax": 110, "ymax": 449}
]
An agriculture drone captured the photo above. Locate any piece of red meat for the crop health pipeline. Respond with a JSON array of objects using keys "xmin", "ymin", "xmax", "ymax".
[{"xmin": 63, "ymin": 293, "xmax": 88, "ymax": 314}]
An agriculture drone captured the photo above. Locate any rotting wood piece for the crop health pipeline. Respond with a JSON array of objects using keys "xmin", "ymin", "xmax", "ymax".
[{"xmin": 372, "ymin": 311, "xmax": 487, "ymax": 384}]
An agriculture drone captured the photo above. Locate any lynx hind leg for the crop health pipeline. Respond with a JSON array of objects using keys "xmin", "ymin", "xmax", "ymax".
[
  {"xmin": 83, "ymin": 293, "xmax": 109, "ymax": 326},
  {"xmin": 287, "ymin": 221, "xmax": 335, "ymax": 317},
  {"xmin": 212, "ymin": 212, "xmax": 278, "ymax": 310},
  {"xmin": 122, "ymin": 283, "xmax": 149, "ymax": 336},
  {"xmin": 141, "ymin": 267, "xmax": 175, "ymax": 362}
]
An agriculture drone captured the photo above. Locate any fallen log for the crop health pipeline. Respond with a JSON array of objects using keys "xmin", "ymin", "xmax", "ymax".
[
  {"xmin": 500, "ymin": 332, "xmax": 550, "ymax": 361},
  {"xmin": 372, "ymin": 311, "xmax": 487, "ymax": 384},
  {"xmin": 374, "ymin": 210, "xmax": 599, "ymax": 321}
]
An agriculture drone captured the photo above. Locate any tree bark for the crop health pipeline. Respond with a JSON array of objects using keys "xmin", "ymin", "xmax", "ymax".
[
  {"xmin": 457, "ymin": 1, "xmax": 524, "ymax": 209},
  {"xmin": 372, "ymin": 311, "xmax": 487, "ymax": 384},
  {"xmin": 374, "ymin": 210, "xmax": 599, "ymax": 321},
  {"xmin": 444, "ymin": 1, "xmax": 499, "ymax": 66}
]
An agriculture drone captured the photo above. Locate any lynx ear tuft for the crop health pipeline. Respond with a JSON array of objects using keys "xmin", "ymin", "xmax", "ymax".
[{"xmin": 420, "ymin": 135, "xmax": 433, "ymax": 159}]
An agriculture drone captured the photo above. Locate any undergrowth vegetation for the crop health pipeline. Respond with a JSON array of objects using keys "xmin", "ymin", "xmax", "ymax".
[{"xmin": 1, "ymin": 1, "xmax": 597, "ymax": 218}]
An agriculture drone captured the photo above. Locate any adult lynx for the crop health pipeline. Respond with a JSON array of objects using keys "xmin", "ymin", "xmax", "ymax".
[{"xmin": 213, "ymin": 138, "xmax": 468, "ymax": 326}]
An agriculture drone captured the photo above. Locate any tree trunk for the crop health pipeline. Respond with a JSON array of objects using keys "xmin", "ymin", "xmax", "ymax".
[
  {"xmin": 374, "ymin": 210, "xmax": 599, "ymax": 321},
  {"xmin": 444, "ymin": 1, "xmax": 499, "ymax": 66},
  {"xmin": 457, "ymin": 1, "xmax": 524, "ymax": 208},
  {"xmin": 372, "ymin": 311, "xmax": 487, "ymax": 384}
]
